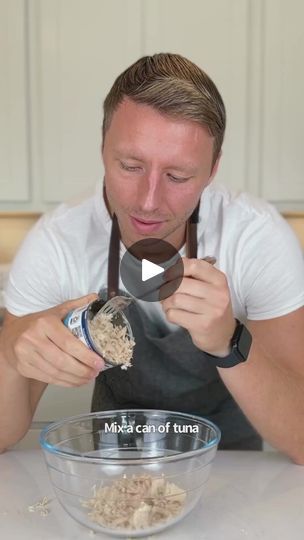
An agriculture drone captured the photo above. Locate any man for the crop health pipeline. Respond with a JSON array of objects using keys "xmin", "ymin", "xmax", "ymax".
[{"xmin": 1, "ymin": 53, "xmax": 304, "ymax": 460}]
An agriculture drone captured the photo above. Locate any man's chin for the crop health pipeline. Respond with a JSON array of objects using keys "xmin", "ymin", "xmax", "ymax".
[
  {"xmin": 124, "ymin": 230, "xmax": 164, "ymax": 247},
  {"xmin": 119, "ymin": 223, "xmax": 166, "ymax": 246},
  {"xmin": 117, "ymin": 214, "xmax": 184, "ymax": 248}
]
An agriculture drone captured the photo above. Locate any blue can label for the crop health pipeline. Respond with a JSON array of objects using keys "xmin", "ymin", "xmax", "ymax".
[
  {"xmin": 63, "ymin": 305, "xmax": 92, "ymax": 349},
  {"xmin": 63, "ymin": 304, "xmax": 114, "ymax": 370}
]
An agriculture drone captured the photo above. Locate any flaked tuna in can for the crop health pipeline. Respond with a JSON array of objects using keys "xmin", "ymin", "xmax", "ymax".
[{"xmin": 64, "ymin": 297, "xmax": 135, "ymax": 370}]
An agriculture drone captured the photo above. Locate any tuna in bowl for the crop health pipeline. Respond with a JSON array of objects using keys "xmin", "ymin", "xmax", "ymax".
[{"xmin": 40, "ymin": 409, "xmax": 221, "ymax": 537}]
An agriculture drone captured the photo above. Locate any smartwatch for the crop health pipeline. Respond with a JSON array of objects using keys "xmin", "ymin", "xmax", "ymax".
[{"xmin": 203, "ymin": 320, "xmax": 252, "ymax": 368}]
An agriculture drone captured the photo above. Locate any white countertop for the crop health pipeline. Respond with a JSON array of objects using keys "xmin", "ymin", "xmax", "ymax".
[{"xmin": 1, "ymin": 449, "xmax": 303, "ymax": 539}]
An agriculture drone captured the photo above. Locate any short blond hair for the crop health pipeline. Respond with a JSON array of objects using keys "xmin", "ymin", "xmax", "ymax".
[{"xmin": 102, "ymin": 53, "xmax": 226, "ymax": 166}]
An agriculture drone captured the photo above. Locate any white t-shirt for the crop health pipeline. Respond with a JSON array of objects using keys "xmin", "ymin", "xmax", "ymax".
[{"xmin": 4, "ymin": 180, "xmax": 304, "ymax": 328}]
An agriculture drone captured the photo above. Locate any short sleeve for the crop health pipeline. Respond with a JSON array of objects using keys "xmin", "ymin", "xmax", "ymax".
[
  {"xmin": 236, "ymin": 209, "xmax": 304, "ymax": 320},
  {"xmin": 4, "ymin": 217, "xmax": 66, "ymax": 316}
]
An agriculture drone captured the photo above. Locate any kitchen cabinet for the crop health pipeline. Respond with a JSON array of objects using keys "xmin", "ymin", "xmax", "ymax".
[
  {"xmin": 1, "ymin": 1, "xmax": 304, "ymax": 210},
  {"xmin": 0, "ymin": 0, "xmax": 29, "ymax": 202},
  {"xmin": 143, "ymin": 0, "xmax": 250, "ymax": 193},
  {"xmin": 28, "ymin": 0, "xmax": 142, "ymax": 204},
  {"xmin": 1, "ymin": 0, "xmax": 304, "ymax": 428},
  {"xmin": 261, "ymin": 0, "xmax": 304, "ymax": 207}
]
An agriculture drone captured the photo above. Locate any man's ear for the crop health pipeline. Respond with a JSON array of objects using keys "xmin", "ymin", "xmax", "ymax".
[{"xmin": 207, "ymin": 151, "xmax": 222, "ymax": 185}]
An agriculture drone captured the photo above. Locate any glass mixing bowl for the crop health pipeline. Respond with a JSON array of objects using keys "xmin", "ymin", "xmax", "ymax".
[{"xmin": 40, "ymin": 409, "xmax": 221, "ymax": 538}]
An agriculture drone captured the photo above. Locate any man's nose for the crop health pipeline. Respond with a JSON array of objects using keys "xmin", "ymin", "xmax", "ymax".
[{"xmin": 138, "ymin": 171, "xmax": 164, "ymax": 212}]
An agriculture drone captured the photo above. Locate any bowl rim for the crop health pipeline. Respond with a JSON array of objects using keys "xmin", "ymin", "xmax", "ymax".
[{"xmin": 40, "ymin": 408, "xmax": 221, "ymax": 465}]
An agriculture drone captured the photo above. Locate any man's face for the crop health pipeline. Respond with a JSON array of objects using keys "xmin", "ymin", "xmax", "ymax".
[{"xmin": 102, "ymin": 98, "xmax": 219, "ymax": 249}]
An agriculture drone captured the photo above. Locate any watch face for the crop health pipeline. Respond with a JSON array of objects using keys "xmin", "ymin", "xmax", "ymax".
[{"xmin": 235, "ymin": 324, "xmax": 252, "ymax": 360}]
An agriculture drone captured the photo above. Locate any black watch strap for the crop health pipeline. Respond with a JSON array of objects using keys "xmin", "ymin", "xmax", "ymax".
[{"xmin": 203, "ymin": 320, "xmax": 252, "ymax": 368}]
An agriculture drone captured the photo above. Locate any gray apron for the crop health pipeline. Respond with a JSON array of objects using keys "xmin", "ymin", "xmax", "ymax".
[{"xmin": 91, "ymin": 211, "xmax": 262, "ymax": 450}]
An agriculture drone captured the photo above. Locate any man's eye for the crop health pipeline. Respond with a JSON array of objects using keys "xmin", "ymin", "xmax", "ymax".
[
  {"xmin": 120, "ymin": 161, "xmax": 141, "ymax": 172},
  {"xmin": 167, "ymin": 173, "xmax": 190, "ymax": 183}
]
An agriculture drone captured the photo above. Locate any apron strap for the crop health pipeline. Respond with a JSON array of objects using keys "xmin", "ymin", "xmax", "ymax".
[
  {"xmin": 107, "ymin": 213, "xmax": 120, "ymax": 299},
  {"xmin": 186, "ymin": 201, "xmax": 200, "ymax": 259}
]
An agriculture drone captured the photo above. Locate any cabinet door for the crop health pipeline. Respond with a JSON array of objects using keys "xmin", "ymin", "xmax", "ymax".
[
  {"xmin": 142, "ymin": 0, "xmax": 250, "ymax": 192},
  {"xmin": 261, "ymin": 0, "xmax": 304, "ymax": 205},
  {"xmin": 32, "ymin": 0, "xmax": 142, "ymax": 203},
  {"xmin": 0, "ymin": 0, "xmax": 29, "ymax": 201}
]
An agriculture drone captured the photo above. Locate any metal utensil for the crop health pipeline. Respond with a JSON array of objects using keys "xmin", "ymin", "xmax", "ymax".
[
  {"xmin": 100, "ymin": 295, "xmax": 133, "ymax": 316},
  {"xmin": 202, "ymin": 256, "xmax": 216, "ymax": 265},
  {"xmin": 99, "ymin": 256, "xmax": 217, "ymax": 310}
]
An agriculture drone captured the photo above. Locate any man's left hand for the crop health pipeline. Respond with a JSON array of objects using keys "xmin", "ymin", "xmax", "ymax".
[{"xmin": 161, "ymin": 258, "xmax": 236, "ymax": 357}]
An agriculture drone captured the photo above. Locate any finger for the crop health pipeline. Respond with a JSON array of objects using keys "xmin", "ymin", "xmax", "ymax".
[
  {"xmin": 163, "ymin": 260, "xmax": 184, "ymax": 282},
  {"xmin": 29, "ymin": 366, "xmax": 72, "ymax": 386},
  {"xmin": 161, "ymin": 277, "xmax": 211, "ymax": 302},
  {"xmin": 36, "ymin": 338, "xmax": 100, "ymax": 380},
  {"xmin": 165, "ymin": 308, "xmax": 201, "ymax": 331},
  {"xmin": 158, "ymin": 277, "xmax": 183, "ymax": 301},
  {"xmin": 181, "ymin": 258, "xmax": 223, "ymax": 286},
  {"xmin": 20, "ymin": 357, "xmax": 79, "ymax": 387},
  {"xmin": 164, "ymin": 256, "xmax": 216, "ymax": 282},
  {"xmin": 202, "ymin": 256, "xmax": 217, "ymax": 265},
  {"xmin": 168, "ymin": 276, "xmax": 230, "ymax": 312},
  {"xmin": 41, "ymin": 316, "xmax": 104, "ymax": 370},
  {"xmin": 52, "ymin": 293, "xmax": 99, "ymax": 320},
  {"xmin": 162, "ymin": 292, "xmax": 205, "ymax": 315},
  {"xmin": 27, "ymin": 351, "xmax": 97, "ymax": 386}
]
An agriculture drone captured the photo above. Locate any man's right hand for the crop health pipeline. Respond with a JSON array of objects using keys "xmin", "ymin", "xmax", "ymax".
[{"xmin": 0, "ymin": 294, "xmax": 105, "ymax": 387}]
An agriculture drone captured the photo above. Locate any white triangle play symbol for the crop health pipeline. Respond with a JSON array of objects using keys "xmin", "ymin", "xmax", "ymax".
[{"xmin": 142, "ymin": 259, "xmax": 164, "ymax": 282}]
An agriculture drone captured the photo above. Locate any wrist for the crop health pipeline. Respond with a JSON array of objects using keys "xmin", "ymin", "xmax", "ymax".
[
  {"xmin": 206, "ymin": 345, "xmax": 231, "ymax": 358},
  {"xmin": 0, "ymin": 328, "xmax": 19, "ymax": 375},
  {"xmin": 0, "ymin": 348, "xmax": 20, "ymax": 377},
  {"xmin": 201, "ymin": 320, "xmax": 252, "ymax": 368},
  {"xmin": 201, "ymin": 319, "xmax": 237, "ymax": 357}
]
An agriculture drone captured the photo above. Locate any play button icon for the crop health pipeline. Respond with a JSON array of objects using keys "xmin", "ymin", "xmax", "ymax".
[
  {"xmin": 142, "ymin": 259, "xmax": 164, "ymax": 282},
  {"xmin": 120, "ymin": 238, "xmax": 184, "ymax": 302}
]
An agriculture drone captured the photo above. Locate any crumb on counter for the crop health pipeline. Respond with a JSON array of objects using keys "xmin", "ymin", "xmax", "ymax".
[{"xmin": 27, "ymin": 496, "xmax": 51, "ymax": 517}]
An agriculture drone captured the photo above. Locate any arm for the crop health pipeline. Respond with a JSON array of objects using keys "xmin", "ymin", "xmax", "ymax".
[
  {"xmin": 0, "ymin": 312, "xmax": 44, "ymax": 452},
  {"xmin": 0, "ymin": 295, "xmax": 104, "ymax": 452},
  {"xmin": 218, "ymin": 308, "xmax": 304, "ymax": 464},
  {"xmin": 162, "ymin": 259, "xmax": 304, "ymax": 464}
]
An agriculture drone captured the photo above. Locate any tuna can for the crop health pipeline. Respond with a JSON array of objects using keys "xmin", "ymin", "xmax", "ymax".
[{"xmin": 63, "ymin": 297, "xmax": 134, "ymax": 370}]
